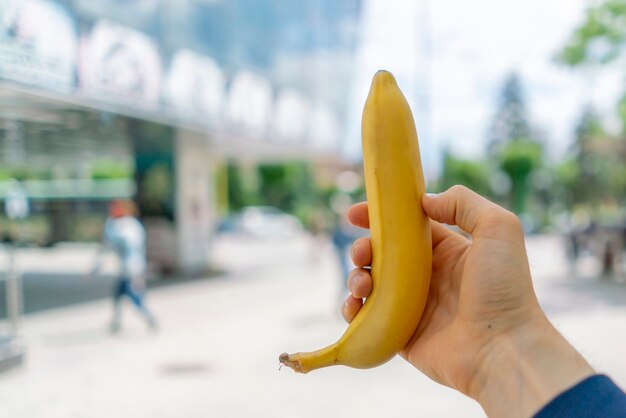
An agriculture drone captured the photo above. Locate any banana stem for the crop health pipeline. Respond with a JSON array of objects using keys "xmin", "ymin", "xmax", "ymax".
[
  {"xmin": 279, "ymin": 353, "xmax": 305, "ymax": 373},
  {"xmin": 279, "ymin": 344, "xmax": 340, "ymax": 374}
]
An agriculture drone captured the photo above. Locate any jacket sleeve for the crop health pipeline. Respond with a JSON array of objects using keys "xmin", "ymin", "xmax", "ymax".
[{"xmin": 534, "ymin": 374, "xmax": 626, "ymax": 418}]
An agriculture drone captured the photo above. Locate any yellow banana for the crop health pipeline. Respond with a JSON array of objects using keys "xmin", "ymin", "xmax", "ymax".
[{"xmin": 279, "ymin": 70, "xmax": 432, "ymax": 373}]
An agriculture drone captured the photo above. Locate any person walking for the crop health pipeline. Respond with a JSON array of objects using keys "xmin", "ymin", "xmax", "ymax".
[{"xmin": 88, "ymin": 199, "xmax": 157, "ymax": 333}]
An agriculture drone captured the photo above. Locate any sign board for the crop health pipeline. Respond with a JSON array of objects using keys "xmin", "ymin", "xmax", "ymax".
[
  {"xmin": 226, "ymin": 70, "xmax": 272, "ymax": 132},
  {"xmin": 309, "ymin": 102, "xmax": 341, "ymax": 151},
  {"xmin": 0, "ymin": 0, "xmax": 77, "ymax": 92},
  {"xmin": 164, "ymin": 49, "xmax": 224, "ymax": 122},
  {"xmin": 79, "ymin": 19, "xmax": 162, "ymax": 108},
  {"xmin": 273, "ymin": 89, "xmax": 310, "ymax": 143}
]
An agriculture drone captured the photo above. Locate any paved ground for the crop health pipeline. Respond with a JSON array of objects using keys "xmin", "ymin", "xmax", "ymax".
[{"xmin": 0, "ymin": 233, "xmax": 625, "ymax": 418}]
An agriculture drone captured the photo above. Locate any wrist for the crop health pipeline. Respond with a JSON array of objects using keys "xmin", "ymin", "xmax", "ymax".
[{"xmin": 469, "ymin": 314, "xmax": 595, "ymax": 418}]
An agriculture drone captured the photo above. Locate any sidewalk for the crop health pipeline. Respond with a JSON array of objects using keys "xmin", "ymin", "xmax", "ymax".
[{"xmin": 0, "ymin": 233, "xmax": 625, "ymax": 418}]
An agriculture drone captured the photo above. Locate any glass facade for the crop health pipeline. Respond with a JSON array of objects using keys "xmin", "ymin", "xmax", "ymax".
[
  {"xmin": 0, "ymin": 0, "xmax": 363, "ymax": 244},
  {"xmin": 1, "ymin": 0, "xmax": 363, "ymax": 152}
]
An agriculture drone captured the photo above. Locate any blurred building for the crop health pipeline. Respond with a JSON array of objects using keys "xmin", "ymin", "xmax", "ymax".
[{"xmin": 0, "ymin": 0, "xmax": 362, "ymax": 274}]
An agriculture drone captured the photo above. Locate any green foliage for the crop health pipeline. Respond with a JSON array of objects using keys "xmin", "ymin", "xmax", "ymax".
[
  {"xmin": 558, "ymin": 0, "xmax": 626, "ymax": 66},
  {"xmin": 438, "ymin": 151, "xmax": 491, "ymax": 197},
  {"xmin": 556, "ymin": 1, "xmax": 626, "ymax": 218},
  {"xmin": 91, "ymin": 160, "xmax": 133, "ymax": 180},
  {"xmin": 553, "ymin": 158, "xmax": 580, "ymax": 207},
  {"xmin": 559, "ymin": 0, "xmax": 626, "ymax": 130},
  {"xmin": 499, "ymin": 140, "xmax": 543, "ymax": 214},
  {"xmin": 487, "ymin": 73, "xmax": 543, "ymax": 215},
  {"xmin": 226, "ymin": 161, "xmax": 319, "ymax": 224},
  {"xmin": 0, "ymin": 168, "xmax": 53, "ymax": 181},
  {"xmin": 226, "ymin": 163, "xmax": 259, "ymax": 211},
  {"xmin": 500, "ymin": 140, "xmax": 542, "ymax": 178},
  {"xmin": 618, "ymin": 93, "xmax": 626, "ymax": 123}
]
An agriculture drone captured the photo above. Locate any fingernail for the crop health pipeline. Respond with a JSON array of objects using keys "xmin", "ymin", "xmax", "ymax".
[{"xmin": 425, "ymin": 193, "xmax": 438, "ymax": 198}]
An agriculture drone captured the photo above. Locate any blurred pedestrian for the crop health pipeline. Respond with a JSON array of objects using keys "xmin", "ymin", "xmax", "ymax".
[
  {"xmin": 330, "ymin": 192, "xmax": 365, "ymax": 300},
  {"xmin": 331, "ymin": 214, "xmax": 354, "ymax": 282},
  {"xmin": 87, "ymin": 199, "xmax": 157, "ymax": 333},
  {"xmin": 305, "ymin": 205, "xmax": 331, "ymax": 264}
]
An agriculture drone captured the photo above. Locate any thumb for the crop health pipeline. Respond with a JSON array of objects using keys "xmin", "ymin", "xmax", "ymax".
[{"xmin": 422, "ymin": 185, "xmax": 517, "ymax": 237}]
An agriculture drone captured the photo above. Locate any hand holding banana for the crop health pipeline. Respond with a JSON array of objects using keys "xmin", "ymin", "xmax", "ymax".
[
  {"xmin": 280, "ymin": 70, "xmax": 594, "ymax": 418},
  {"xmin": 343, "ymin": 187, "xmax": 596, "ymax": 418},
  {"xmin": 343, "ymin": 186, "xmax": 546, "ymax": 395}
]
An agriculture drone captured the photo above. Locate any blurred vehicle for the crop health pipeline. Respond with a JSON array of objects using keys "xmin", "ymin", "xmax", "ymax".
[{"xmin": 217, "ymin": 206, "xmax": 304, "ymax": 238}]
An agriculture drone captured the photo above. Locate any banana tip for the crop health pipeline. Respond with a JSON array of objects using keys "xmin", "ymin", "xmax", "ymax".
[{"xmin": 373, "ymin": 70, "xmax": 396, "ymax": 86}]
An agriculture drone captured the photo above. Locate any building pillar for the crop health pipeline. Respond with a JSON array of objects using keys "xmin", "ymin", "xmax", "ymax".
[{"xmin": 175, "ymin": 129, "xmax": 214, "ymax": 275}]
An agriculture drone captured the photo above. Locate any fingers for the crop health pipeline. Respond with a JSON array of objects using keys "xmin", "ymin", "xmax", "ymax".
[
  {"xmin": 349, "ymin": 205, "xmax": 462, "ymax": 253},
  {"xmin": 351, "ymin": 237, "xmax": 372, "ymax": 267},
  {"xmin": 343, "ymin": 268, "xmax": 373, "ymax": 323},
  {"xmin": 347, "ymin": 202, "xmax": 369, "ymax": 229},
  {"xmin": 431, "ymin": 219, "xmax": 457, "ymax": 247},
  {"xmin": 346, "ymin": 268, "xmax": 373, "ymax": 298},
  {"xmin": 342, "ymin": 295, "xmax": 363, "ymax": 322},
  {"xmin": 422, "ymin": 185, "xmax": 521, "ymax": 238}
]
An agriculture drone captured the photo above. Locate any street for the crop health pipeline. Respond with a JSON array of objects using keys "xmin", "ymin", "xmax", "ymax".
[{"xmin": 0, "ymin": 233, "xmax": 625, "ymax": 417}]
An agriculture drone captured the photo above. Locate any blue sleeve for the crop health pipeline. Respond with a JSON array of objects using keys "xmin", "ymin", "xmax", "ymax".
[{"xmin": 534, "ymin": 374, "xmax": 626, "ymax": 418}]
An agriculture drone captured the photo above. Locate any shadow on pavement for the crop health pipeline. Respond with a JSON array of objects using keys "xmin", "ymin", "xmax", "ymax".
[{"xmin": 0, "ymin": 270, "xmax": 224, "ymax": 319}]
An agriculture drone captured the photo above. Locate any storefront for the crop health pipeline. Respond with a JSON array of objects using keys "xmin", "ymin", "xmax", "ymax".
[{"xmin": 0, "ymin": 0, "xmax": 361, "ymax": 266}]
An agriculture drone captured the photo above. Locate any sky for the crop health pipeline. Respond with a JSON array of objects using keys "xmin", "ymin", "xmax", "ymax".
[{"xmin": 345, "ymin": 0, "xmax": 625, "ymax": 177}]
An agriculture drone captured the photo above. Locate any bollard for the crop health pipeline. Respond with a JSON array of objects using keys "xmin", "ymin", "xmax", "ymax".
[{"xmin": 6, "ymin": 246, "xmax": 22, "ymax": 334}]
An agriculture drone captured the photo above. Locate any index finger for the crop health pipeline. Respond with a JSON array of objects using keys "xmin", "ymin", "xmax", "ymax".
[
  {"xmin": 422, "ymin": 185, "xmax": 521, "ymax": 238},
  {"xmin": 348, "ymin": 201, "xmax": 465, "ymax": 249}
]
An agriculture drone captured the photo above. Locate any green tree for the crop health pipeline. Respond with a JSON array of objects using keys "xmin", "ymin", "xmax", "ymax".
[
  {"xmin": 558, "ymin": 0, "xmax": 626, "ymax": 67},
  {"xmin": 559, "ymin": 0, "xmax": 626, "ymax": 130},
  {"xmin": 438, "ymin": 151, "xmax": 491, "ymax": 197},
  {"xmin": 488, "ymin": 72, "xmax": 532, "ymax": 155},
  {"xmin": 571, "ymin": 107, "xmax": 606, "ymax": 205},
  {"xmin": 553, "ymin": 107, "xmax": 626, "ymax": 212},
  {"xmin": 487, "ymin": 73, "xmax": 543, "ymax": 215},
  {"xmin": 226, "ymin": 163, "xmax": 260, "ymax": 211},
  {"xmin": 499, "ymin": 139, "xmax": 542, "ymax": 214},
  {"xmin": 226, "ymin": 161, "xmax": 319, "ymax": 223}
]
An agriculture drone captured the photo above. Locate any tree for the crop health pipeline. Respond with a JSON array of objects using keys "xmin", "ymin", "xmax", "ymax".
[
  {"xmin": 499, "ymin": 139, "xmax": 542, "ymax": 214},
  {"xmin": 571, "ymin": 107, "xmax": 605, "ymax": 205},
  {"xmin": 488, "ymin": 72, "xmax": 532, "ymax": 155},
  {"xmin": 487, "ymin": 73, "xmax": 543, "ymax": 215},
  {"xmin": 226, "ymin": 161, "xmax": 319, "ymax": 223},
  {"xmin": 558, "ymin": 0, "xmax": 626, "ymax": 67},
  {"xmin": 438, "ymin": 151, "xmax": 491, "ymax": 197},
  {"xmin": 559, "ymin": 0, "xmax": 626, "ymax": 129}
]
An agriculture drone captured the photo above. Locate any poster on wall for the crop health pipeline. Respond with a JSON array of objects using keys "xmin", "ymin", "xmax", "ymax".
[
  {"xmin": 79, "ymin": 19, "xmax": 162, "ymax": 108},
  {"xmin": 272, "ymin": 89, "xmax": 311, "ymax": 143},
  {"xmin": 164, "ymin": 49, "xmax": 224, "ymax": 123},
  {"xmin": 226, "ymin": 70, "xmax": 273, "ymax": 133},
  {"xmin": 309, "ymin": 102, "xmax": 341, "ymax": 151},
  {"xmin": 0, "ymin": 0, "xmax": 77, "ymax": 92}
]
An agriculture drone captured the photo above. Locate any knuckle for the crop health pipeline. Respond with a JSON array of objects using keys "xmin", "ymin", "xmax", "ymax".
[
  {"xmin": 503, "ymin": 210, "xmax": 524, "ymax": 232},
  {"xmin": 482, "ymin": 207, "xmax": 523, "ymax": 234},
  {"xmin": 448, "ymin": 184, "xmax": 469, "ymax": 195}
]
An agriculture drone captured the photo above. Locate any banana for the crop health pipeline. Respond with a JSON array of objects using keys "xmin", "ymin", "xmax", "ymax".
[{"xmin": 279, "ymin": 70, "xmax": 432, "ymax": 373}]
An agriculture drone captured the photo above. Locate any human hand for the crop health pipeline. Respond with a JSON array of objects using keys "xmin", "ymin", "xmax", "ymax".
[{"xmin": 342, "ymin": 185, "xmax": 593, "ymax": 417}]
